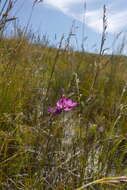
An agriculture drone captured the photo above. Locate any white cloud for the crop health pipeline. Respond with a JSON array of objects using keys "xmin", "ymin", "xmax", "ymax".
[
  {"xmin": 44, "ymin": 0, "xmax": 83, "ymax": 13},
  {"xmin": 43, "ymin": 0, "xmax": 127, "ymax": 34},
  {"xmin": 76, "ymin": 8, "xmax": 127, "ymax": 34},
  {"xmin": 108, "ymin": 11, "xmax": 127, "ymax": 33},
  {"xmin": 81, "ymin": 9, "xmax": 103, "ymax": 33}
]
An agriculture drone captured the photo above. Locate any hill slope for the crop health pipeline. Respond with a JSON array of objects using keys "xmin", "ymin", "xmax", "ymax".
[{"xmin": 0, "ymin": 36, "xmax": 127, "ymax": 189}]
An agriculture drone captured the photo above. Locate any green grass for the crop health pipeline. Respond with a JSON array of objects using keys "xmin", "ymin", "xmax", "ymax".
[{"xmin": 0, "ymin": 30, "xmax": 127, "ymax": 190}]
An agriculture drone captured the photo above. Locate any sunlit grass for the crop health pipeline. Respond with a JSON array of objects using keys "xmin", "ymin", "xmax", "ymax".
[{"xmin": 0, "ymin": 33, "xmax": 127, "ymax": 189}]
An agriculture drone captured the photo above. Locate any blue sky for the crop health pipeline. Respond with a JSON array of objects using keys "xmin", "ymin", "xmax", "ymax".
[{"xmin": 10, "ymin": 0, "xmax": 127, "ymax": 53}]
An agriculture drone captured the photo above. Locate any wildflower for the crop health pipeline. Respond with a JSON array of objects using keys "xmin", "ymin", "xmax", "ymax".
[
  {"xmin": 48, "ymin": 96, "xmax": 78, "ymax": 115},
  {"xmin": 56, "ymin": 96, "xmax": 78, "ymax": 111}
]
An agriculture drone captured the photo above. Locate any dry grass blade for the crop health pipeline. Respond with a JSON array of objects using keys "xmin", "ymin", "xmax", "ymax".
[
  {"xmin": 0, "ymin": 0, "xmax": 18, "ymax": 32},
  {"xmin": 76, "ymin": 176, "xmax": 127, "ymax": 190}
]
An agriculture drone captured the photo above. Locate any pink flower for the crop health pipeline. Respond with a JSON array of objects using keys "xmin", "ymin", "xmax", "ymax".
[
  {"xmin": 57, "ymin": 96, "xmax": 78, "ymax": 111},
  {"xmin": 48, "ymin": 96, "xmax": 78, "ymax": 115}
]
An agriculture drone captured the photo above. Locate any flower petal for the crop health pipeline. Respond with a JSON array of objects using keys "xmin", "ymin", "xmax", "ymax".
[
  {"xmin": 64, "ymin": 107, "xmax": 73, "ymax": 111},
  {"xmin": 48, "ymin": 106, "xmax": 62, "ymax": 115},
  {"xmin": 48, "ymin": 106, "xmax": 56, "ymax": 113}
]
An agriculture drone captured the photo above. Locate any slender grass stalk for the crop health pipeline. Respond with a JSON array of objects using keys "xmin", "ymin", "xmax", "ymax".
[{"xmin": 76, "ymin": 176, "xmax": 127, "ymax": 190}]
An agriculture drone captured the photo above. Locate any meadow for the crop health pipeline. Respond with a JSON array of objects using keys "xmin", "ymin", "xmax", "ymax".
[{"xmin": 1, "ymin": 1, "xmax": 127, "ymax": 189}]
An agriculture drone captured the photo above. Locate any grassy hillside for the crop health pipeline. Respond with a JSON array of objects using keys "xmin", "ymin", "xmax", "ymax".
[{"xmin": 0, "ymin": 33, "xmax": 127, "ymax": 190}]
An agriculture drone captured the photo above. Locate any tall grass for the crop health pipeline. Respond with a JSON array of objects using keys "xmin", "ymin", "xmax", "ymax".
[{"xmin": 0, "ymin": 1, "xmax": 127, "ymax": 190}]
